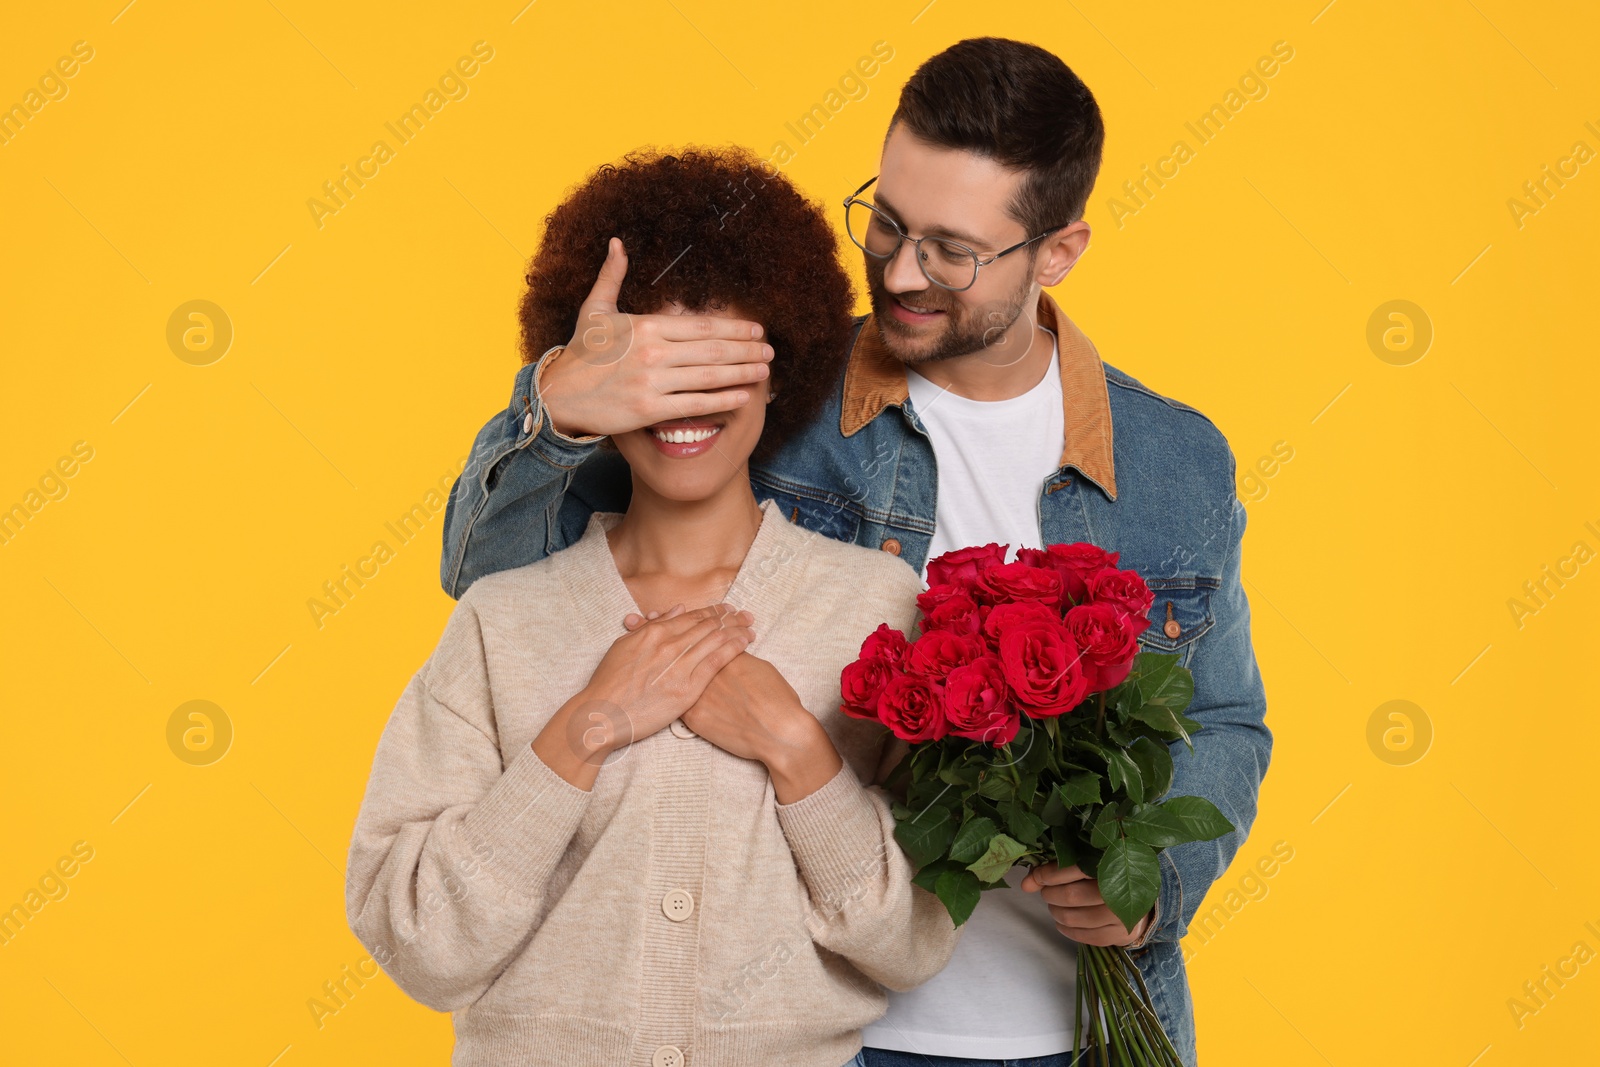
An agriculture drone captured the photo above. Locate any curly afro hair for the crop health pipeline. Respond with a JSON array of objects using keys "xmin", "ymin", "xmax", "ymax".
[{"xmin": 518, "ymin": 146, "xmax": 857, "ymax": 462}]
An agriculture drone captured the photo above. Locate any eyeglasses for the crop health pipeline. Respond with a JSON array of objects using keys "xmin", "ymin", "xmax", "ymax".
[{"xmin": 842, "ymin": 176, "xmax": 1065, "ymax": 292}]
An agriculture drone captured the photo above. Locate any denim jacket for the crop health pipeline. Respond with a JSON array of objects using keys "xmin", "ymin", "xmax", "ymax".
[{"xmin": 439, "ymin": 292, "xmax": 1271, "ymax": 1066}]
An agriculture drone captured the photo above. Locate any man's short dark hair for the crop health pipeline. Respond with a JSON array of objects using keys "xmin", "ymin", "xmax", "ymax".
[{"xmin": 889, "ymin": 37, "xmax": 1104, "ymax": 235}]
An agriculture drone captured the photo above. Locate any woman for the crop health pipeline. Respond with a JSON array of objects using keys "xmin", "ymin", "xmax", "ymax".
[{"xmin": 346, "ymin": 147, "xmax": 960, "ymax": 1067}]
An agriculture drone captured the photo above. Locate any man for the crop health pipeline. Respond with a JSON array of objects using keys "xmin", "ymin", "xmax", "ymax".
[{"xmin": 439, "ymin": 37, "xmax": 1269, "ymax": 1067}]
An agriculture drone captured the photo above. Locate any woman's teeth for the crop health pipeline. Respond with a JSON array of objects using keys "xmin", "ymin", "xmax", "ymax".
[{"xmin": 651, "ymin": 426, "xmax": 721, "ymax": 444}]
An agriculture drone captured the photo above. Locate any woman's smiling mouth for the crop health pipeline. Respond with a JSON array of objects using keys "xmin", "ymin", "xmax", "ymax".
[{"xmin": 647, "ymin": 418, "xmax": 724, "ymax": 457}]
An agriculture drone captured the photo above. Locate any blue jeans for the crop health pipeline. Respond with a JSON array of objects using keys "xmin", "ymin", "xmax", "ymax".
[{"xmin": 858, "ymin": 1050, "xmax": 1090, "ymax": 1067}]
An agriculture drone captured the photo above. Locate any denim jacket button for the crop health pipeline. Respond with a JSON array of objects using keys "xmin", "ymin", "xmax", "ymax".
[{"xmin": 880, "ymin": 538, "xmax": 901, "ymax": 555}]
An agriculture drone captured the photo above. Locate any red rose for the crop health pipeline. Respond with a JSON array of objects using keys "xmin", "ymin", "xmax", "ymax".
[
  {"xmin": 943, "ymin": 657, "xmax": 1019, "ymax": 745},
  {"xmin": 974, "ymin": 561, "xmax": 1064, "ymax": 608},
  {"xmin": 981, "ymin": 601, "xmax": 1062, "ymax": 651},
  {"xmin": 1064, "ymin": 602, "xmax": 1141, "ymax": 691},
  {"xmin": 921, "ymin": 591, "xmax": 984, "ymax": 637},
  {"xmin": 1017, "ymin": 543, "xmax": 1122, "ymax": 604},
  {"xmin": 926, "ymin": 543, "xmax": 1007, "ymax": 592},
  {"xmin": 877, "ymin": 672, "xmax": 948, "ymax": 742},
  {"xmin": 1088, "ymin": 568, "xmax": 1154, "ymax": 637},
  {"xmin": 916, "ymin": 583, "xmax": 968, "ymax": 615},
  {"xmin": 997, "ymin": 615, "xmax": 1090, "ymax": 717},
  {"xmin": 839, "ymin": 655, "xmax": 894, "ymax": 721},
  {"xmin": 858, "ymin": 622, "xmax": 911, "ymax": 665},
  {"xmin": 906, "ymin": 629, "xmax": 985, "ymax": 679}
]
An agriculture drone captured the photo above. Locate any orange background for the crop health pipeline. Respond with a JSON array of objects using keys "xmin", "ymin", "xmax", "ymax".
[{"xmin": 2, "ymin": 1, "xmax": 1596, "ymax": 1064}]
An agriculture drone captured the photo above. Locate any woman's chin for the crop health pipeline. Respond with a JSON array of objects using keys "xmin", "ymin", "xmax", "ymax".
[
  {"xmin": 634, "ymin": 473, "xmax": 738, "ymax": 503},
  {"xmin": 621, "ymin": 454, "xmax": 744, "ymax": 503}
]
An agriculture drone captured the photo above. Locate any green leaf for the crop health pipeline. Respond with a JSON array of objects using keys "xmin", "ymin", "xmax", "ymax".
[
  {"xmin": 1128, "ymin": 702, "xmax": 1193, "ymax": 746},
  {"xmin": 966, "ymin": 833, "xmax": 1029, "ymax": 883},
  {"xmin": 1015, "ymin": 772, "xmax": 1040, "ymax": 808},
  {"xmin": 1121, "ymin": 803, "xmax": 1189, "ymax": 848},
  {"xmin": 1132, "ymin": 646, "xmax": 1184, "ymax": 671},
  {"xmin": 1105, "ymin": 750, "xmax": 1145, "ymax": 803},
  {"xmin": 1069, "ymin": 737, "xmax": 1112, "ymax": 761},
  {"xmin": 1005, "ymin": 803, "xmax": 1049, "ymax": 845},
  {"xmin": 1077, "ymin": 845, "xmax": 1102, "ymax": 879},
  {"xmin": 934, "ymin": 868, "xmax": 983, "ymax": 926},
  {"xmin": 1097, "ymin": 837, "xmax": 1161, "ymax": 931},
  {"xmin": 911, "ymin": 859, "xmax": 962, "ymax": 894},
  {"xmin": 938, "ymin": 761, "xmax": 980, "ymax": 787},
  {"xmin": 976, "ymin": 772, "xmax": 1015, "ymax": 801},
  {"xmin": 1040, "ymin": 787, "xmax": 1068, "ymax": 827},
  {"xmin": 894, "ymin": 805, "xmax": 956, "ymax": 868},
  {"xmin": 907, "ymin": 777, "xmax": 951, "ymax": 809},
  {"xmin": 1160, "ymin": 795, "xmax": 1235, "ymax": 842},
  {"xmin": 1052, "ymin": 831, "xmax": 1080, "ymax": 870},
  {"xmin": 1134, "ymin": 654, "xmax": 1194, "ymax": 711},
  {"xmin": 1129, "ymin": 736, "xmax": 1173, "ymax": 801},
  {"xmin": 1057, "ymin": 770, "xmax": 1102, "ymax": 808},
  {"xmin": 1022, "ymin": 730, "xmax": 1053, "ymax": 775},
  {"xmin": 1088, "ymin": 804, "xmax": 1122, "ymax": 849},
  {"xmin": 948, "ymin": 816, "xmax": 999, "ymax": 865}
]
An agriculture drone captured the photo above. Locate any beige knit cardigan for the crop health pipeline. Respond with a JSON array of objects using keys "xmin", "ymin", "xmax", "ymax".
[{"xmin": 346, "ymin": 498, "xmax": 961, "ymax": 1067}]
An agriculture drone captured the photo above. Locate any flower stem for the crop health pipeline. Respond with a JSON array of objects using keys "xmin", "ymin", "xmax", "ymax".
[
  {"xmin": 1084, "ymin": 948, "xmax": 1134, "ymax": 1066},
  {"xmin": 1079, "ymin": 945, "xmax": 1184, "ymax": 1065}
]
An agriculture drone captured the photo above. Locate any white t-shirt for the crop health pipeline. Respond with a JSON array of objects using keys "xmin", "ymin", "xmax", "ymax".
[{"xmin": 862, "ymin": 333, "xmax": 1081, "ymax": 1059}]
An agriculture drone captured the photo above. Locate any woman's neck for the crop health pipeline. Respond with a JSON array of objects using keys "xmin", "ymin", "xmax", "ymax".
[{"xmin": 606, "ymin": 474, "xmax": 764, "ymax": 613}]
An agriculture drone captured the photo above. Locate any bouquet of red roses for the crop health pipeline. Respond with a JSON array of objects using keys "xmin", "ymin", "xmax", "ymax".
[{"xmin": 840, "ymin": 541, "xmax": 1233, "ymax": 1066}]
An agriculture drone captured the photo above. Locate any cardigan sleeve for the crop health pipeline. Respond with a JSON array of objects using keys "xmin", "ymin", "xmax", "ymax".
[
  {"xmin": 774, "ymin": 761, "xmax": 961, "ymax": 990},
  {"xmin": 773, "ymin": 558, "xmax": 961, "ymax": 991},
  {"xmin": 344, "ymin": 596, "xmax": 592, "ymax": 1012}
]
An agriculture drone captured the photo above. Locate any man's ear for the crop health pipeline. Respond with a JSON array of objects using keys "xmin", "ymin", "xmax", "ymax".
[{"xmin": 1035, "ymin": 220, "xmax": 1091, "ymax": 288}]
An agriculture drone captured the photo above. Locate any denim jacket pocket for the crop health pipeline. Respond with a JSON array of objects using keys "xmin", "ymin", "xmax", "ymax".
[{"xmin": 1137, "ymin": 582, "xmax": 1216, "ymax": 668}]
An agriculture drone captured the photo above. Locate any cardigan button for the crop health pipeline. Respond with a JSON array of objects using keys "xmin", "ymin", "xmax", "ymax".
[
  {"xmin": 880, "ymin": 538, "xmax": 902, "ymax": 556},
  {"xmin": 670, "ymin": 719, "xmax": 698, "ymax": 739},
  {"xmin": 652, "ymin": 1046, "xmax": 684, "ymax": 1067},
  {"xmin": 662, "ymin": 889, "xmax": 695, "ymax": 922}
]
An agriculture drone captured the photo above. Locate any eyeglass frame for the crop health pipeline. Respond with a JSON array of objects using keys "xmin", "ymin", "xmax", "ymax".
[{"xmin": 841, "ymin": 175, "xmax": 1068, "ymax": 292}]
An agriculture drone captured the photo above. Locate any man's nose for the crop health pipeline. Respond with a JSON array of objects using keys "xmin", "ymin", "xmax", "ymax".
[{"xmin": 882, "ymin": 239, "xmax": 927, "ymax": 293}]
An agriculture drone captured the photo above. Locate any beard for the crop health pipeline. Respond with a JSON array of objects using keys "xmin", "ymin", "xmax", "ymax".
[{"xmin": 865, "ymin": 255, "xmax": 1034, "ymax": 367}]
